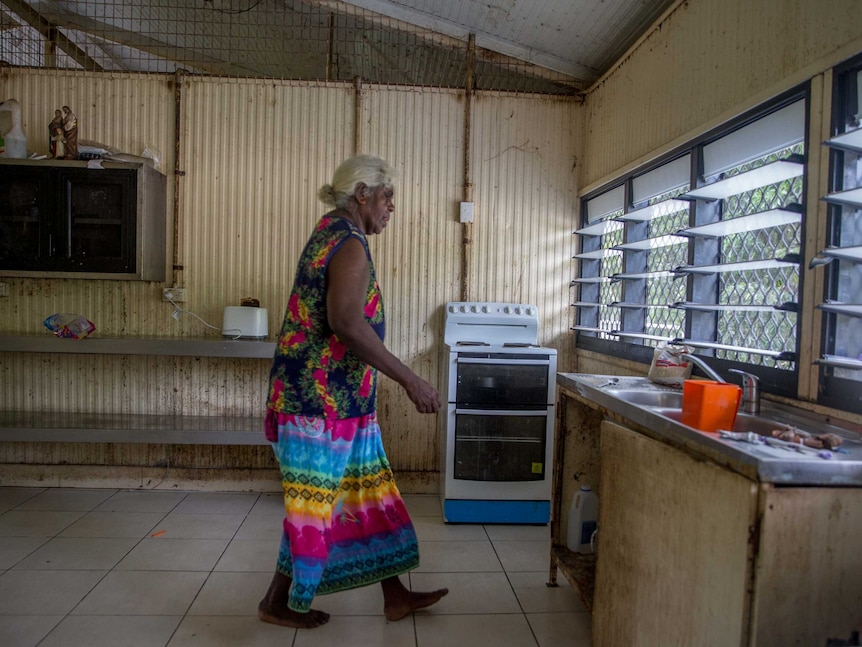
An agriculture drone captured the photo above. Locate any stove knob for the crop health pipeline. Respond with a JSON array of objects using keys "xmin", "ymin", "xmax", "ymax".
[
  {"xmin": 503, "ymin": 306, "xmax": 510, "ymax": 314},
  {"xmin": 526, "ymin": 307, "xmax": 533, "ymax": 316},
  {"xmin": 470, "ymin": 305, "xmax": 477, "ymax": 313},
  {"xmin": 482, "ymin": 305, "xmax": 489, "ymax": 313},
  {"xmin": 459, "ymin": 305, "xmax": 467, "ymax": 313},
  {"xmin": 514, "ymin": 307, "xmax": 522, "ymax": 315}
]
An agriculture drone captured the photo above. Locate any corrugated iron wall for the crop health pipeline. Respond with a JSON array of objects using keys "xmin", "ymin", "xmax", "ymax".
[
  {"xmin": 0, "ymin": 70, "xmax": 578, "ymax": 478},
  {"xmin": 580, "ymin": 0, "xmax": 862, "ymax": 191}
]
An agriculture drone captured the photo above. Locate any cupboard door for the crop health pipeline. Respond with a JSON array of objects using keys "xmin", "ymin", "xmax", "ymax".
[
  {"xmin": 592, "ymin": 421, "xmax": 758, "ymax": 647},
  {"xmin": 54, "ymin": 168, "xmax": 137, "ymax": 273},
  {"xmin": 0, "ymin": 166, "xmax": 54, "ymax": 269}
]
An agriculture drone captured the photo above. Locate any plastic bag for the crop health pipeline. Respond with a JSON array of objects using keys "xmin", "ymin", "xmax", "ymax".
[
  {"xmin": 648, "ymin": 341, "xmax": 693, "ymax": 386},
  {"xmin": 43, "ymin": 313, "xmax": 96, "ymax": 339}
]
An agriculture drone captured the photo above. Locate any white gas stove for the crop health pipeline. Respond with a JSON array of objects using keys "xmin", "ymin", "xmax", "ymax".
[{"xmin": 440, "ymin": 302, "xmax": 557, "ymax": 524}]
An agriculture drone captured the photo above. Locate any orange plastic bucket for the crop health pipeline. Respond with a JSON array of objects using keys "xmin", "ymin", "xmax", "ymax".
[{"xmin": 681, "ymin": 380, "xmax": 742, "ymax": 433}]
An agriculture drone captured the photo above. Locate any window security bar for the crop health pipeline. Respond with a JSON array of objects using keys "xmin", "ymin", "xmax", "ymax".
[
  {"xmin": 815, "ymin": 355, "xmax": 862, "ymax": 371},
  {"xmin": 612, "ymin": 270, "xmax": 677, "ymax": 280},
  {"xmin": 617, "ymin": 198, "xmax": 690, "ymax": 222},
  {"xmin": 670, "ymin": 302, "xmax": 796, "ymax": 313},
  {"xmin": 816, "ymin": 302, "xmax": 862, "ymax": 319},
  {"xmin": 821, "ymin": 187, "xmax": 862, "ymax": 209},
  {"xmin": 675, "ymin": 206, "xmax": 802, "ymax": 239},
  {"xmin": 683, "ymin": 155, "xmax": 804, "ymax": 201},
  {"xmin": 573, "ymin": 220, "xmax": 624, "ymax": 237},
  {"xmin": 808, "ymin": 245, "xmax": 862, "ymax": 268},
  {"xmin": 674, "ymin": 256, "xmax": 799, "ymax": 275},
  {"xmin": 609, "ymin": 302, "xmax": 668, "ymax": 310},
  {"xmin": 573, "ymin": 248, "xmax": 623, "ymax": 260},
  {"xmin": 613, "ymin": 331, "xmax": 673, "ymax": 342},
  {"xmin": 824, "ymin": 127, "xmax": 862, "ymax": 154},
  {"xmin": 671, "ymin": 338, "xmax": 796, "ymax": 361}
]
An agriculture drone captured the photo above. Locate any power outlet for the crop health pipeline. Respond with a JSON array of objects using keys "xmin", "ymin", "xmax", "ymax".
[{"xmin": 162, "ymin": 287, "xmax": 187, "ymax": 302}]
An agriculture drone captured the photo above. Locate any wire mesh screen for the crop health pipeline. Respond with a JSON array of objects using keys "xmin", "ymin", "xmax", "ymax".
[
  {"xmin": 643, "ymin": 193, "xmax": 688, "ymax": 344},
  {"xmin": 715, "ymin": 145, "xmax": 804, "ymax": 368},
  {"xmin": 0, "ymin": 0, "xmax": 579, "ymax": 94}
]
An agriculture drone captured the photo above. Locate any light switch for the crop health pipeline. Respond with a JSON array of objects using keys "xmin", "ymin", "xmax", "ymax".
[{"xmin": 459, "ymin": 201, "xmax": 474, "ymax": 223}]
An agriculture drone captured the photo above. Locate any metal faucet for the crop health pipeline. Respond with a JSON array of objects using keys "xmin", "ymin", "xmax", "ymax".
[
  {"xmin": 680, "ymin": 354, "xmax": 761, "ymax": 414},
  {"xmin": 729, "ymin": 369, "xmax": 761, "ymax": 414},
  {"xmin": 680, "ymin": 354, "xmax": 725, "ymax": 383}
]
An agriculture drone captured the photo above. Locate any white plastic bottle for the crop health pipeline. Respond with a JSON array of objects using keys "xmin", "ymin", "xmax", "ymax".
[{"xmin": 566, "ymin": 485, "xmax": 599, "ymax": 554}]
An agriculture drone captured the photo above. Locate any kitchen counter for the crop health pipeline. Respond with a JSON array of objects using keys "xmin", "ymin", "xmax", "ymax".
[{"xmin": 557, "ymin": 373, "xmax": 862, "ymax": 485}]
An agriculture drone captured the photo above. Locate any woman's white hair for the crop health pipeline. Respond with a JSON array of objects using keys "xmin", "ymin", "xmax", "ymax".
[{"xmin": 318, "ymin": 155, "xmax": 397, "ymax": 208}]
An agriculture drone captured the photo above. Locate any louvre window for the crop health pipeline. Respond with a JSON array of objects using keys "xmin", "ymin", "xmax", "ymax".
[
  {"xmin": 574, "ymin": 94, "xmax": 807, "ymax": 397},
  {"xmin": 815, "ymin": 55, "xmax": 862, "ymax": 414}
]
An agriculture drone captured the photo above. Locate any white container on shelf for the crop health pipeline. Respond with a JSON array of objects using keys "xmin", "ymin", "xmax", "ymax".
[{"xmin": 566, "ymin": 485, "xmax": 599, "ymax": 554}]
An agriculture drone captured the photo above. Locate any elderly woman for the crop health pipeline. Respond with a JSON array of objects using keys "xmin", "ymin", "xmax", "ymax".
[{"xmin": 259, "ymin": 155, "xmax": 448, "ymax": 629}]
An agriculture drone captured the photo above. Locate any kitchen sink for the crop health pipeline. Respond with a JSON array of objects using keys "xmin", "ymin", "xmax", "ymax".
[
  {"xmin": 656, "ymin": 408, "xmax": 790, "ymax": 436},
  {"xmin": 603, "ymin": 388, "xmax": 683, "ymax": 409}
]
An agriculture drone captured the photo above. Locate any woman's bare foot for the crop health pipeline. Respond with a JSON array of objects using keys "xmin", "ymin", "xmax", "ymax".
[
  {"xmin": 258, "ymin": 569, "xmax": 330, "ymax": 629},
  {"xmin": 381, "ymin": 576, "xmax": 449, "ymax": 621},
  {"xmin": 258, "ymin": 604, "xmax": 330, "ymax": 629}
]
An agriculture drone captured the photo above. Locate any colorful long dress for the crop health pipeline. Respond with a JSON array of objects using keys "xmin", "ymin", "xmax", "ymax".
[{"xmin": 265, "ymin": 215, "xmax": 419, "ymax": 613}]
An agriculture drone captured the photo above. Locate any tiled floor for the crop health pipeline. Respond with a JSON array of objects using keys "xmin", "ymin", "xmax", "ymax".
[{"xmin": 0, "ymin": 487, "xmax": 591, "ymax": 647}]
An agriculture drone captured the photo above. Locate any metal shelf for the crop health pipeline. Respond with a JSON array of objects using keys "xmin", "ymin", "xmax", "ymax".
[{"xmin": 0, "ymin": 334, "xmax": 276, "ymax": 358}]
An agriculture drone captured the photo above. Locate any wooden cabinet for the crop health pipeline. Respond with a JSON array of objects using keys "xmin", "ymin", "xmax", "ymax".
[
  {"xmin": 0, "ymin": 159, "xmax": 166, "ymax": 280},
  {"xmin": 550, "ymin": 390, "xmax": 862, "ymax": 646},
  {"xmin": 593, "ymin": 420, "xmax": 757, "ymax": 647}
]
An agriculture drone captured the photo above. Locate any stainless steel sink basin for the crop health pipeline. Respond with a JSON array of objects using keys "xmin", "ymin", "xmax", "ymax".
[
  {"xmin": 604, "ymin": 389, "xmax": 683, "ymax": 409},
  {"xmin": 656, "ymin": 408, "xmax": 789, "ymax": 435}
]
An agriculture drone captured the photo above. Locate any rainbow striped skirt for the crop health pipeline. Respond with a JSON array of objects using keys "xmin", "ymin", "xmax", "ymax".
[{"xmin": 266, "ymin": 409, "xmax": 420, "ymax": 613}]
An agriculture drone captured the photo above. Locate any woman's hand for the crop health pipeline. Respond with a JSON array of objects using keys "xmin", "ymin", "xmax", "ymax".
[{"xmin": 403, "ymin": 375, "xmax": 441, "ymax": 414}]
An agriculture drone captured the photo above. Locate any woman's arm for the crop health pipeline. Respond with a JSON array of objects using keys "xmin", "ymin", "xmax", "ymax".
[{"xmin": 326, "ymin": 238, "xmax": 440, "ymax": 414}]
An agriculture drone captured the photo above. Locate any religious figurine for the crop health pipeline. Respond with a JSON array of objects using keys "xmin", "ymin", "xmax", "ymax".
[
  {"xmin": 49, "ymin": 109, "xmax": 64, "ymax": 158},
  {"xmin": 61, "ymin": 105, "xmax": 78, "ymax": 160}
]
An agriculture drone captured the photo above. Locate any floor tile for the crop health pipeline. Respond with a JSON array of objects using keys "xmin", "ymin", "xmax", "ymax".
[
  {"xmin": 248, "ymin": 493, "xmax": 284, "ymax": 516},
  {"xmin": 146, "ymin": 513, "xmax": 245, "ymax": 539},
  {"xmin": 168, "ymin": 616, "xmax": 295, "ymax": 647},
  {"xmin": 318, "ymin": 581, "xmax": 386, "ymax": 616},
  {"xmin": 527, "ymin": 611, "xmax": 592, "ymax": 647},
  {"xmin": 172, "ymin": 492, "xmax": 258, "ymax": 515},
  {"xmin": 0, "ymin": 487, "xmax": 45, "ymax": 513},
  {"xmin": 492, "ymin": 540, "xmax": 552, "ymax": 572},
  {"xmin": 116, "ymin": 537, "xmax": 229, "ymax": 571},
  {"xmin": 0, "ymin": 615, "xmax": 64, "ymax": 647},
  {"xmin": 13, "ymin": 536, "xmax": 140, "ymax": 570},
  {"xmin": 412, "ymin": 517, "xmax": 488, "ymax": 541},
  {"xmin": 507, "ymin": 571, "xmax": 587, "ymax": 613},
  {"xmin": 187, "ymin": 571, "xmax": 272, "ymax": 617},
  {"xmin": 38, "ymin": 615, "xmax": 182, "ymax": 647},
  {"xmin": 214, "ymin": 539, "xmax": 278, "ymax": 572},
  {"xmin": 293, "ymin": 613, "xmax": 416, "ymax": 647},
  {"xmin": 234, "ymin": 514, "xmax": 283, "ymax": 540},
  {"xmin": 409, "ymin": 572, "xmax": 521, "ymax": 614},
  {"xmin": 0, "ymin": 536, "xmax": 49, "ymax": 569},
  {"xmin": 59, "ymin": 511, "xmax": 168, "ymax": 538},
  {"xmin": 414, "ymin": 540, "xmax": 502, "ymax": 572},
  {"xmin": 0, "ymin": 569, "xmax": 106, "ymax": 614},
  {"xmin": 15, "ymin": 488, "xmax": 115, "ymax": 511},
  {"xmin": 415, "ymin": 613, "xmax": 538, "ymax": 647},
  {"xmin": 484, "ymin": 524, "xmax": 550, "ymax": 541},
  {"xmin": 0, "ymin": 510, "xmax": 86, "ymax": 537},
  {"xmin": 95, "ymin": 490, "xmax": 189, "ymax": 513},
  {"xmin": 403, "ymin": 495, "xmax": 442, "ymax": 518},
  {"xmin": 73, "ymin": 570, "xmax": 207, "ymax": 615}
]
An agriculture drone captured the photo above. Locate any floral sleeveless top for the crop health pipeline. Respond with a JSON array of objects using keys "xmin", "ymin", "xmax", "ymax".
[{"xmin": 267, "ymin": 215, "xmax": 384, "ymax": 420}]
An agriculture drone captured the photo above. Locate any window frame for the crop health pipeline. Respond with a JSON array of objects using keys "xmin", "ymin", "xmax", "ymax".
[{"xmin": 574, "ymin": 85, "xmax": 810, "ymax": 399}]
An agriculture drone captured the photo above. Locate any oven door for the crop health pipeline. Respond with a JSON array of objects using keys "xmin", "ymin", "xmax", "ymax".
[
  {"xmin": 452, "ymin": 408, "xmax": 548, "ymax": 481},
  {"xmin": 453, "ymin": 356, "xmax": 552, "ymax": 408}
]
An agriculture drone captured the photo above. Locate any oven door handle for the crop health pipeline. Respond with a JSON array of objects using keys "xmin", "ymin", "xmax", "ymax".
[
  {"xmin": 454, "ymin": 357, "xmax": 550, "ymax": 366},
  {"xmin": 454, "ymin": 408, "xmax": 549, "ymax": 416}
]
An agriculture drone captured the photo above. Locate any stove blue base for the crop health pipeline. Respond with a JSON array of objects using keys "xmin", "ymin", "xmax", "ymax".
[{"xmin": 442, "ymin": 499, "xmax": 550, "ymax": 524}]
